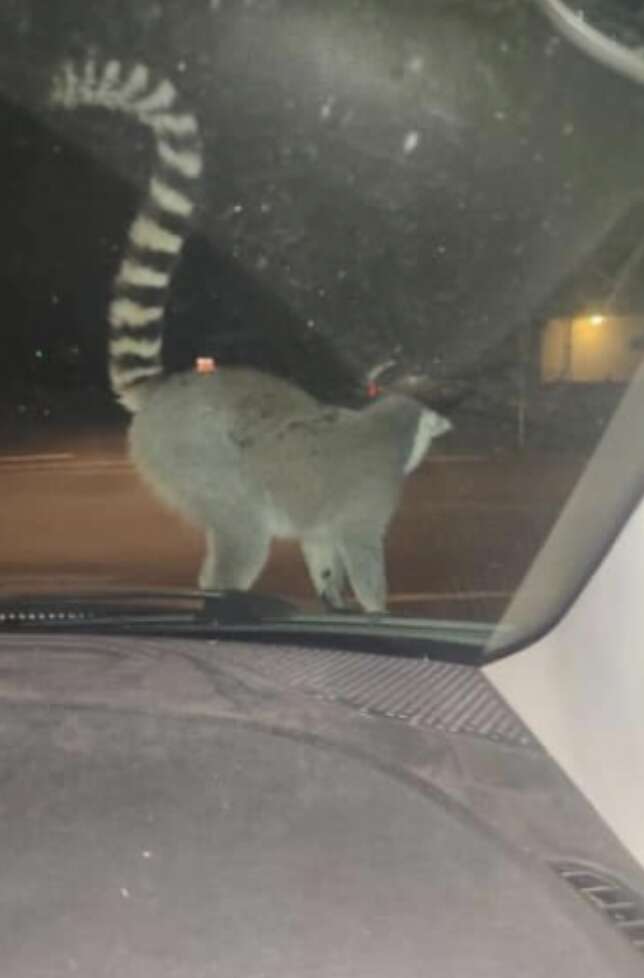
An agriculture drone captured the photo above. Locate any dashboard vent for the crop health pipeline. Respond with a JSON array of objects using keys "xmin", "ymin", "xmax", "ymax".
[
  {"xmin": 552, "ymin": 862, "xmax": 644, "ymax": 955},
  {"xmin": 234, "ymin": 645, "xmax": 537, "ymax": 747}
]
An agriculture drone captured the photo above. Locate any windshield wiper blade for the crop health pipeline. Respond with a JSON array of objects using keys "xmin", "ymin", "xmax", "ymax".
[
  {"xmin": 0, "ymin": 590, "xmax": 299, "ymax": 630},
  {"xmin": 0, "ymin": 589, "xmax": 505, "ymax": 664}
]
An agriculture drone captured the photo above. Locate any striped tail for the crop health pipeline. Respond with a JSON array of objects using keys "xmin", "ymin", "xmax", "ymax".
[{"xmin": 50, "ymin": 57, "xmax": 203, "ymax": 412}]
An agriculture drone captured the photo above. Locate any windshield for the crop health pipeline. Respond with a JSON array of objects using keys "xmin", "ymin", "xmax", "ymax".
[{"xmin": 1, "ymin": 0, "xmax": 643, "ymax": 651}]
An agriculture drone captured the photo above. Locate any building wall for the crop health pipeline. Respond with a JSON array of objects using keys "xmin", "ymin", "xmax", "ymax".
[{"xmin": 541, "ymin": 315, "xmax": 644, "ymax": 383}]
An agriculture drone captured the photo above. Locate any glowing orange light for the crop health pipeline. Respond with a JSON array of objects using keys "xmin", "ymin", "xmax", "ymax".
[
  {"xmin": 589, "ymin": 315, "xmax": 605, "ymax": 326},
  {"xmin": 196, "ymin": 357, "xmax": 217, "ymax": 373}
]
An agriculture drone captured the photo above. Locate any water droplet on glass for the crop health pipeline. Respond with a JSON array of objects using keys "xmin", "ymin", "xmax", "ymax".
[{"xmin": 403, "ymin": 130, "xmax": 420, "ymax": 154}]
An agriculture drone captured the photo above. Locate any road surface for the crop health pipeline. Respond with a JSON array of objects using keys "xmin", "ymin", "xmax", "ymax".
[{"xmin": 0, "ymin": 431, "xmax": 585, "ymax": 622}]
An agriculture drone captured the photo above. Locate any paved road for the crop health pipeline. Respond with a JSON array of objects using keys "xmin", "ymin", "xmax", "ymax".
[{"xmin": 0, "ymin": 433, "xmax": 584, "ymax": 622}]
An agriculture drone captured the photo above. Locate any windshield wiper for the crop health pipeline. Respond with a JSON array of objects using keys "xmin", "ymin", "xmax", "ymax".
[
  {"xmin": 0, "ymin": 590, "xmax": 298, "ymax": 630},
  {"xmin": 0, "ymin": 589, "xmax": 503, "ymax": 664}
]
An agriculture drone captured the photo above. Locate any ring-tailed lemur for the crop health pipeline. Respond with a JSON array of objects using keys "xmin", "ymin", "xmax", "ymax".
[{"xmin": 50, "ymin": 56, "xmax": 452, "ymax": 612}]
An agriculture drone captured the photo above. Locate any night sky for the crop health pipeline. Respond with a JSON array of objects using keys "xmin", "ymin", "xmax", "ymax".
[
  {"xmin": 0, "ymin": 91, "xmax": 361, "ymax": 415},
  {"xmin": 1, "ymin": 0, "xmax": 644, "ymax": 424}
]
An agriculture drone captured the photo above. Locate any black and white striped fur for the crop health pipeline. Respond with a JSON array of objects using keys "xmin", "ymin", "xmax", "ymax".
[
  {"xmin": 51, "ymin": 57, "xmax": 202, "ymax": 412},
  {"xmin": 50, "ymin": 56, "xmax": 452, "ymax": 612}
]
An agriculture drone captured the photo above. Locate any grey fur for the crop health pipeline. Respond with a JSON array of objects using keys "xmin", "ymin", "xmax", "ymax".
[
  {"xmin": 52, "ymin": 56, "xmax": 452, "ymax": 612},
  {"xmin": 130, "ymin": 370, "xmax": 451, "ymax": 611}
]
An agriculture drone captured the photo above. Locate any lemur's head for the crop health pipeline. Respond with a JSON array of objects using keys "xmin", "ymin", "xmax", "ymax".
[{"xmin": 404, "ymin": 407, "xmax": 452, "ymax": 473}]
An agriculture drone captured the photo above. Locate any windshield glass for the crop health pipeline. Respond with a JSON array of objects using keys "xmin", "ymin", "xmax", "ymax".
[{"xmin": 1, "ymin": 0, "xmax": 643, "ymax": 650}]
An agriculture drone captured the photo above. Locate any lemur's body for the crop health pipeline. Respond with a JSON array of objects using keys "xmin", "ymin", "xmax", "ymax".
[{"xmin": 51, "ymin": 58, "xmax": 451, "ymax": 612}]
